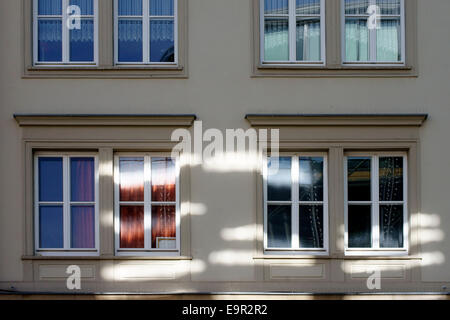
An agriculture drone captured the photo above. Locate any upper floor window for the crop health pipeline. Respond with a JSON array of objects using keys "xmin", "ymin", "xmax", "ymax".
[
  {"xmin": 114, "ymin": 154, "xmax": 180, "ymax": 256},
  {"xmin": 114, "ymin": 0, "xmax": 177, "ymax": 64},
  {"xmin": 345, "ymin": 153, "xmax": 408, "ymax": 255},
  {"xmin": 343, "ymin": 0, "xmax": 405, "ymax": 64},
  {"xmin": 33, "ymin": 0, "xmax": 98, "ymax": 65},
  {"xmin": 34, "ymin": 153, "xmax": 99, "ymax": 255},
  {"xmin": 263, "ymin": 154, "xmax": 328, "ymax": 254},
  {"xmin": 261, "ymin": 0, "xmax": 325, "ymax": 64}
]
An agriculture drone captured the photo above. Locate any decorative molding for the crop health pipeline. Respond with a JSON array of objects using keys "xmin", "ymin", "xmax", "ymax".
[
  {"xmin": 245, "ymin": 114, "xmax": 428, "ymax": 127},
  {"xmin": 14, "ymin": 114, "xmax": 197, "ymax": 127}
]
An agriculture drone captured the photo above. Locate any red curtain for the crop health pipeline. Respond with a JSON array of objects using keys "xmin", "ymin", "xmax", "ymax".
[
  {"xmin": 119, "ymin": 158, "xmax": 144, "ymax": 201},
  {"xmin": 152, "ymin": 158, "xmax": 175, "ymax": 202},
  {"xmin": 120, "ymin": 205, "xmax": 145, "ymax": 248},
  {"xmin": 71, "ymin": 206, "xmax": 95, "ymax": 248},
  {"xmin": 152, "ymin": 205, "xmax": 176, "ymax": 248}
]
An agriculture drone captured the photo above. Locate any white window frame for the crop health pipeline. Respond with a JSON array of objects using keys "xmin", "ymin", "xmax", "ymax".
[
  {"xmin": 33, "ymin": 0, "xmax": 99, "ymax": 66},
  {"xmin": 341, "ymin": 0, "xmax": 406, "ymax": 65},
  {"xmin": 263, "ymin": 153, "xmax": 329, "ymax": 255},
  {"xmin": 114, "ymin": 0, "xmax": 178, "ymax": 65},
  {"xmin": 260, "ymin": 0, "xmax": 326, "ymax": 65},
  {"xmin": 114, "ymin": 152, "xmax": 180, "ymax": 256},
  {"xmin": 344, "ymin": 152, "xmax": 408, "ymax": 256},
  {"xmin": 34, "ymin": 152, "xmax": 99, "ymax": 256}
]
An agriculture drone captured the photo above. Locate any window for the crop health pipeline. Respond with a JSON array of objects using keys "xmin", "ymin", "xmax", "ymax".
[
  {"xmin": 114, "ymin": 0, "xmax": 177, "ymax": 64},
  {"xmin": 344, "ymin": 153, "xmax": 408, "ymax": 255},
  {"xmin": 114, "ymin": 154, "xmax": 180, "ymax": 256},
  {"xmin": 34, "ymin": 153, "xmax": 99, "ymax": 255},
  {"xmin": 263, "ymin": 154, "xmax": 328, "ymax": 254},
  {"xmin": 343, "ymin": 0, "xmax": 405, "ymax": 64},
  {"xmin": 33, "ymin": 0, "xmax": 98, "ymax": 65},
  {"xmin": 261, "ymin": 0, "xmax": 325, "ymax": 64}
]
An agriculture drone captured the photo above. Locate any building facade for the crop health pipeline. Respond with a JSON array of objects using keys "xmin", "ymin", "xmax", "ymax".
[{"xmin": 0, "ymin": 0, "xmax": 449, "ymax": 295}]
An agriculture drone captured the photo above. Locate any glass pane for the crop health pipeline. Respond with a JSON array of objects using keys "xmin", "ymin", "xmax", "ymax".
[
  {"xmin": 150, "ymin": 0, "xmax": 174, "ymax": 16},
  {"xmin": 70, "ymin": 157, "xmax": 95, "ymax": 202},
  {"xmin": 380, "ymin": 205, "xmax": 403, "ymax": 248},
  {"xmin": 39, "ymin": 157, "xmax": 63, "ymax": 202},
  {"xmin": 345, "ymin": 18, "xmax": 369, "ymax": 62},
  {"xmin": 299, "ymin": 157, "xmax": 323, "ymax": 201},
  {"xmin": 379, "ymin": 157, "xmax": 403, "ymax": 202},
  {"xmin": 299, "ymin": 205, "xmax": 323, "ymax": 248},
  {"xmin": 39, "ymin": 205, "xmax": 63, "ymax": 248},
  {"xmin": 120, "ymin": 205, "xmax": 144, "ymax": 248},
  {"xmin": 119, "ymin": 157, "xmax": 144, "ymax": 202},
  {"xmin": 151, "ymin": 157, "xmax": 176, "ymax": 202},
  {"xmin": 296, "ymin": 18, "xmax": 321, "ymax": 61},
  {"xmin": 264, "ymin": 18, "xmax": 289, "ymax": 61},
  {"xmin": 70, "ymin": 19, "xmax": 94, "ymax": 62},
  {"xmin": 264, "ymin": 0, "xmax": 288, "ymax": 14},
  {"xmin": 267, "ymin": 205, "xmax": 291, "ymax": 248},
  {"xmin": 118, "ymin": 0, "xmax": 142, "ymax": 15},
  {"xmin": 377, "ymin": 0, "xmax": 401, "ymax": 15},
  {"xmin": 150, "ymin": 19, "xmax": 175, "ymax": 62},
  {"xmin": 345, "ymin": 0, "xmax": 370, "ymax": 15},
  {"xmin": 118, "ymin": 19, "xmax": 143, "ymax": 62},
  {"xmin": 71, "ymin": 206, "xmax": 95, "ymax": 248},
  {"xmin": 296, "ymin": 0, "xmax": 320, "ymax": 15},
  {"xmin": 70, "ymin": 0, "xmax": 94, "ymax": 15},
  {"xmin": 347, "ymin": 157, "xmax": 371, "ymax": 201},
  {"xmin": 267, "ymin": 157, "xmax": 291, "ymax": 201},
  {"xmin": 152, "ymin": 205, "xmax": 176, "ymax": 248},
  {"xmin": 38, "ymin": 19, "xmax": 62, "ymax": 62},
  {"xmin": 376, "ymin": 18, "xmax": 401, "ymax": 62},
  {"xmin": 348, "ymin": 205, "xmax": 372, "ymax": 248},
  {"xmin": 38, "ymin": 0, "xmax": 62, "ymax": 15}
]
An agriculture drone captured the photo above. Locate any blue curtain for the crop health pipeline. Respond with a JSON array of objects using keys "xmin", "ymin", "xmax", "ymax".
[
  {"xmin": 118, "ymin": 20, "xmax": 143, "ymax": 62},
  {"xmin": 38, "ymin": 0, "xmax": 62, "ymax": 15},
  {"xmin": 70, "ymin": 19, "xmax": 94, "ymax": 61},
  {"xmin": 150, "ymin": 0, "xmax": 174, "ymax": 16},
  {"xmin": 296, "ymin": 18, "xmax": 321, "ymax": 61},
  {"xmin": 296, "ymin": 0, "xmax": 320, "ymax": 15},
  {"xmin": 150, "ymin": 19, "xmax": 174, "ymax": 62},
  {"xmin": 264, "ymin": 0, "xmax": 289, "ymax": 14},
  {"xmin": 264, "ymin": 18, "xmax": 289, "ymax": 61},
  {"xmin": 118, "ymin": 0, "xmax": 143, "ymax": 16},
  {"xmin": 377, "ymin": 19, "xmax": 401, "ymax": 62},
  {"xmin": 38, "ymin": 19, "xmax": 62, "ymax": 62},
  {"xmin": 345, "ymin": 19, "xmax": 369, "ymax": 62}
]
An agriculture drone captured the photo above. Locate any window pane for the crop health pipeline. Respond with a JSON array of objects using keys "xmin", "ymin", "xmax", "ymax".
[
  {"xmin": 150, "ymin": 0, "xmax": 174, "ymax": 16},
  {"xmin": 70, "ymin": 19, "xmax": 94, "ymax": 62},
  {"xmin": 380, "ymin": 205, "xmax": 403, "ymax": 248},
  {"xmin": 118, "ymin": 0, "xmax": 142, "ymax": 15},
  {"xmin": 39, "ymin": 205, "xmax": 63, "ymax": 248},
  {"xmin": 70, "ymin": 0, "xmax": 94, "ymax": 15},
  {"xmin": 345, "ymin": 0, "xmax": 369, "ymax": 15},
  {"xmin": 299, "ymin": 157, "xmax": 323, "ymax": 201},
  {"xmin": 267, "ymin": 157, "xmax": 291, "ymax": 201},
  {"xmin": 299, "ymin": 205, "xmax": 323, "ymax": 248},
  {"xmin": 38, "ymin": 0, "xmax": 62, "ymax": 15},
  {"xmin": 267, "ymin": 205, "xmax": 291, "ymax": 248},
  {"xmin": 39, "ymin": 157, "xmax": 63, "ymax": 202},
  {"xmin": 376, "ymin": 18, "xmax": 401, "ymax": 62},
  {"xmin": 296, "ymin": 0, "xmax": 320, "ymax": 15},
  {"xmin": 347, "ymin": 157, "xmax": 371, "ymax": 201},
  {"xmin": 150, "ymin": 19, "xmax": 175, "ymax": 62},
  {"xmin": 264, "ymin": 0, "xmax": 288, "ymax": 15},
  {"xmin": 71, "ymin": 206, "xmax": 95, "ymax": 248},
  {"xmin": 348, "ymin": 205, "xmax": 372, "ymax": 248},
  {"xmin": 345, "ymin": 18, "xmax": 369, "ymax": 62},
  {"xmin": 264, "ymin": 18, "xmax": 289, "ymax": 61},
  {"xmin": 152, "ymin": 205, "xmax": 176, "ymax": 248},
  {"xmin": 377, "ymin": 0, "xmax": 401, "ymax": 15},
  {"xmin": 296, "ymin": 18, "xmax": 321, "ymax": 61},
  {"xmin": 119, "ymin": 157, "xmax": 144, "ymax": 202},
  {"xmin": 120, "ymin": 205, "xmax": 144, "ymax": 248},
  {"xmin": 118, "ymin": 20, "xmax": 143, "ymax": 62},
  {"xmin": 70, "ymin": 157, "xmax": 95, "ymax": 202},
  {"xmin": 38, "ymin": 19, "xmax": 63, "ymax": 62},
  {"xmin": 379, "ymin": 157, "xmax": 403, "ymax": 202},
  {"xmin": 152, "ymin": 157, "xmax": 176, "ymax": 202}
]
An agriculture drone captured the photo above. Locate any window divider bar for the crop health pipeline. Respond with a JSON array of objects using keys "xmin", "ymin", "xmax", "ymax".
[
  {"xmin": 144, "ymin": 155, "xmax": 152, "ymax": 250},
  {"xmin": 63, "ymin": 156, "xmax": 70, "ymax": 250},
  {"xmin": 373, "ymin": 155, "xmax": 380, "ymax": 248},
  {"xmin": 143, "ymin": 0, "xmax": 150, "ymax": 63},
  {"xmin": 288, "ymin": 0, "xmax": 296, "ymax": 62},
  {"xmin": 292, "ymin": 156, "xmax": 300, "ymax": 249}
]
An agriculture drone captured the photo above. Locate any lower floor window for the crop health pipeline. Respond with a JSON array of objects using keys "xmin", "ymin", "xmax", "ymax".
[
  {"xmin": 345, "ymin": 153, "xmax": 407, "ymax": 253},
  {"xmin": 264, "ymin": 154, "xmax": 328, "ymax": 253},
  {"xmin": 35, "ymin": 153, "xmax": 98, "ymax": 254},
  {"xmin": 114, "ymin": 153, "xmax": 179, "ymax": 255}
]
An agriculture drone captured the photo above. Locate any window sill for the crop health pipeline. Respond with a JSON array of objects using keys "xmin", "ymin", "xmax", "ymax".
[
  {"xmin": 23, "ymin": 64, "xmax": 187, "ymax": 79},
  {"xmin": 254, "ymin": 255, "xmax": 421, "ymax": 260},
  {"xmin": 22, "ymin": 255, "xmax": 193, "ymax": 261}
]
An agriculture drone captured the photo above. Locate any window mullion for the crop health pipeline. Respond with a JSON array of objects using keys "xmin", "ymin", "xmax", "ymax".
[
  {"xmin": 289, "ymin": 0, "xmax": 296, "ymax": 62},
  {"xmin": 369, "ymin": 0, "xmax": 377, "ymax": 61},
  {"xmin": 143, "ymin": 0, "xmax": 150, "ymax": 63},
  {"xmin": 144, "ymin": 155, "xmax": 152, "ymax": 250},
  {"xmin": 372, "ymin": 155, "xmax": 380, "ymax": 248},
  {"xmin": 62, "ymin": 0, "xmax": 70, "ymax": 63},
  {"xmin": 63, "ymin": 156, "xmax": 71, "ymax": 249},
  {"xmin": 291, "ymin": 156, "xmax": 300, "ymax": 249}
]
